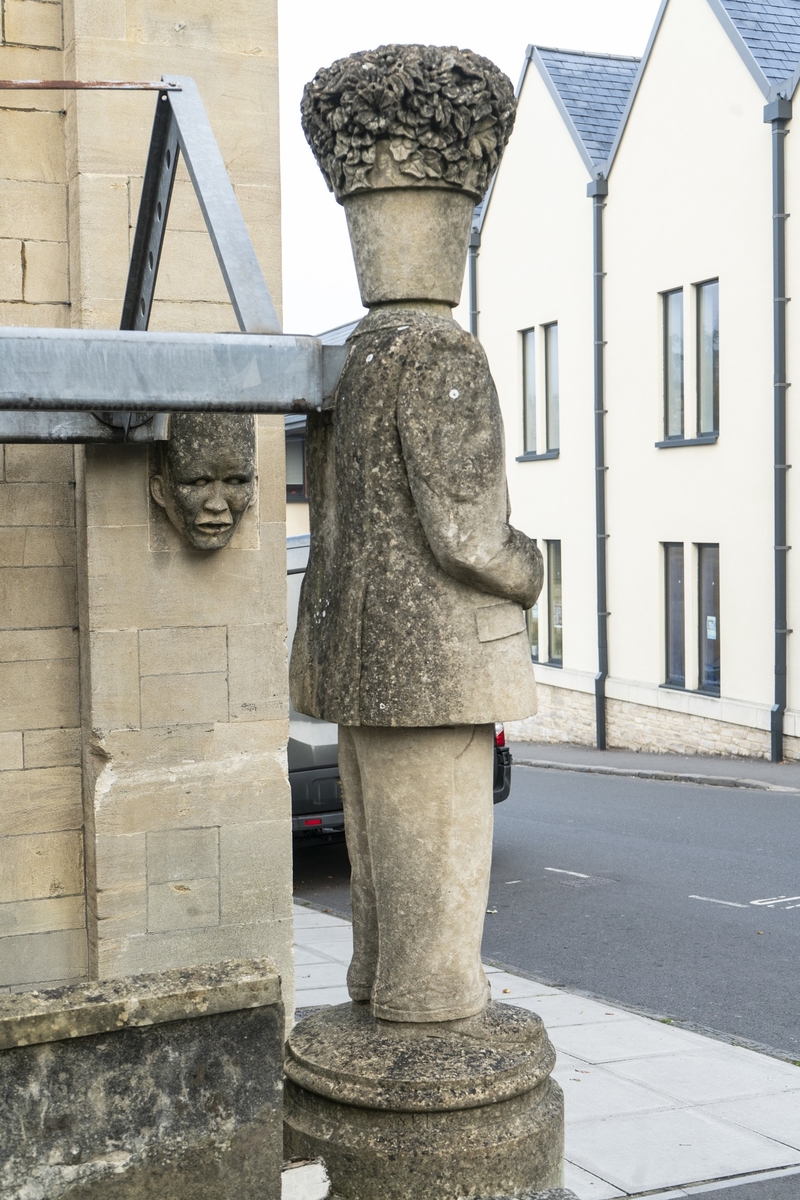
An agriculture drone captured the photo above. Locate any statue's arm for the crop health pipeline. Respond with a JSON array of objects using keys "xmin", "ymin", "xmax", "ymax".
[{"xmin": 397, "ymin": 332, "xmax": 543, "ymax": 609}]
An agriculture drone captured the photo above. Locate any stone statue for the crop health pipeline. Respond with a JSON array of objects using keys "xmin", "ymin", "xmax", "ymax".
[
  {"xmin": 292, "ymin": 43, "xmax": 542, "ymax": 1024},
  {"xmin": 150, "ymin": 413, "xmax": 255, "ymax": 550},
  {"xmin": 286, "ymin": 45, "xmax": 563, "ymax": 1198}
]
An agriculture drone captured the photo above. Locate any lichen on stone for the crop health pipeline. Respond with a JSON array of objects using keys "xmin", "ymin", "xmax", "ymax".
[{"xmin": 301, "ymin": 44, "xmax": 517, "ymax": 201}]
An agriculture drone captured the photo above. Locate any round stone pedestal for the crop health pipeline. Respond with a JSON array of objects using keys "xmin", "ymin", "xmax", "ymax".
[{"xmin": 283, "ymin": 1001, "xmax": 564, "ymax": 1200}]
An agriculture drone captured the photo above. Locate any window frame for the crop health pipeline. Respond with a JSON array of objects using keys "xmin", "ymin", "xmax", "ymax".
[
  {"xmin": 663, "ymin": 542, "xmax": 685, "ymax": 688},
  {"xmin": 521, "ymin": 327, "xmax": 537, "ymax": 456},
  {"xmin": 544, "ymin": 322, "xmax": 559, "ymax": 452},
  {"xmin": 696, "ymin": 278, "xmax": 719, "ymax": 437},
  {"xmin": 697, "ymin": 543, "xmax": 720, "ymax": 695},
  {"xmin": 663, "ymin": 288, "xmax": 684, "ymax": 441},
  {"xmin": 546, "ymin": 539, "xmax": 562, "ymax": 667}
]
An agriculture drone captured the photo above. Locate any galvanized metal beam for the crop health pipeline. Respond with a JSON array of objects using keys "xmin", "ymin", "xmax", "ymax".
[
  {"xmin": 0, "ymin": 329, "xmax": 346, "ymax": 413},
  {"xmin": 0, "ymin": 412, "xmax": 170, "ymax": 443},
  {"xmin": 166, "ymin": 76, "xmax": 282, "ymax": 336}
]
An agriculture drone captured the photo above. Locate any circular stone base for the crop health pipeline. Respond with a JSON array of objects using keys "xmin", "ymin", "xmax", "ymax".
[{"xmin": 284, "ymin": 1002, "xmax": 564, "ymax": 1200}]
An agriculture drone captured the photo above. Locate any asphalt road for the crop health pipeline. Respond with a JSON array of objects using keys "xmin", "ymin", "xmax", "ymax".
[{"xmin": 293, "ymin": 765, "xmax": 800, "ymax": 1061}]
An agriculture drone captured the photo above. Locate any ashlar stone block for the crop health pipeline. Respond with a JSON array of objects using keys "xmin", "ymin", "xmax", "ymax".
[
  {"xmin": 4, "ymin": 0, "xmax": 63, "ymax": 49},
  {"xmin": 23, "ymin": 239, "xmax": 69, "ymax": 303},
  {"xmin": 140, "ymin": 670, "xmax": 228, "ymax": 727},
  {"xmin": 5, "ymin": 442, "xmax": 75, "ymax": 484},
  {"xmin": 0, "ymin": 731, "xmax": 23, "ymax": 771},
  {"xmin": 147, "ymin": 826, "xmax": 220, "ymax": 885},
  {"xmin": 0, "ymin": 658, "xmax": 79, "ymax": 732},
  {"xmin": 0, "ymin": 927, "xmax": 87, "ymax": 988},
  {"xmin": 0, "ymin": 894, "xmax": 85, "ymax": 938},
  {"xmin": 23, "ymin": 728, "xmax": 80, "ymax": 769},
  {"xmin": 0, "ymin": 566, "xmax": 76, "ymax": 629},
  {"xmin": 0, "ymin": 481, "xmax": 74, "ymax": 526},
  {"xmin": 139, "ymin": 624, "xmax": 227, "ymax": 677},
  {"xmin": 0, "ymin": 108, "xmax": 65, "ymax": 183},
  {"xmin": 0, "ymin": 180, "xmax": 67, "ymax": 241},
  {"xmin": 0, "ymin": 830, "xmax": 83, "ymax": 904},
  {"xmin": 0, "ymin": 767, "xmax": 82, "ymax": 837},
  {"xmin": 147, "ymin": 877, "xmax": 221, "ymax": 933},
  {"xmin": 0, "ymin": 239, "xmax": 23, "ymax": 301}
]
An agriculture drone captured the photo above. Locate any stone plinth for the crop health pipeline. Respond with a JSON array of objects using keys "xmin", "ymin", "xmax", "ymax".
[
  {"xmin": 0, "ymin": 958, "xmax": 284, "ymax": 1199},
  {"xmin": 284, "ymin": 1002, "xmax": 564, "ymax": 1200}
]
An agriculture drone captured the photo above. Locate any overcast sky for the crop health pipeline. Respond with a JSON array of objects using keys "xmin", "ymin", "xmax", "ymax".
[{"xmin": 277, "ymin": 0, "xmax": 662, "ymax": 335}]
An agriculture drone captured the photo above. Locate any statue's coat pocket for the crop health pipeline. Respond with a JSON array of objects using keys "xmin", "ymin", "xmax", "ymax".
[{"xmin": 475, "ymin": 603, "xmax": 526, "ymax": 643}]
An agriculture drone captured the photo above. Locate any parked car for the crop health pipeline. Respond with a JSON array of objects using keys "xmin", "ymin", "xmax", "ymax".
[{"xmin": 287, "ymin": 535, "xmax": 512, "ymax": 842}]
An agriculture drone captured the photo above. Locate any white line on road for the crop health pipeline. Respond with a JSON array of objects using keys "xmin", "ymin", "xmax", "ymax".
[
  {"xmin": 689, "ymin": 895, "xmax": 749, "ymax": 908},
  {"xmin": 545, "ymin": 868, "xmax": 590, "ymax": 879},
  {"xmin": 750, "ymin": 895, "xmax": 800, "ymax": 908}
]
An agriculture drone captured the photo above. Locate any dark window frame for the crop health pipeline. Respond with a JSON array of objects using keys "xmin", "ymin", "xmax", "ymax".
[
  {"xmin": 544, "ymin": 322, "xmax": 559, "ymax": 452},
  {"xmin": 663, "ymin": 288, "xmax": 684, "ymax": 441},
  {"xmin": 698, "ymin": 543, "xmax": 720, "ymax": 695},
  {"xmin": 521, "ymin": 327, "xmax": 537, "ymax": 456},
  {"xmin": 546, "ymin": 539, "xmax": 562, "ymax": 667},
  {"xmin": 696, "ymin": 278, "xmax": 719, "ymax": 436},
  {"xmin": 664, "ymin": 542, "xmax": 685, "ymax": 688}
]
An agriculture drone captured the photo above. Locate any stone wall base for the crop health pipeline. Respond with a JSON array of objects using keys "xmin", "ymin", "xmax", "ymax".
[{"xmin": 508, "ymin": 683, "xmax": 800, "ymax": 760}]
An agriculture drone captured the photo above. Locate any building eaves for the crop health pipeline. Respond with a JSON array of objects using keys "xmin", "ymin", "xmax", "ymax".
[{"xmin": 317, "ymin": 319, "xmax": 361, "ymax": 346}]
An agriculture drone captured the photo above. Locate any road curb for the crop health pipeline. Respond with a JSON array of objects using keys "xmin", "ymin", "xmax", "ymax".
[{"xmin": 512, "ymin": 757, "xmax": 800, "ymax": 794}]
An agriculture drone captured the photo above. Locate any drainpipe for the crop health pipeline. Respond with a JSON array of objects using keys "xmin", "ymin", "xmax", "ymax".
[
  {"xmin": 588, "ymin": 177, "xmax": 609, "ymax": 750},
  {"xmin": 765, "ymin": 96, "xmax": 792, "ymax": 762},
  {"xmin": 468, "ymin": 228, "xmax": 480, "ymax": 337}
]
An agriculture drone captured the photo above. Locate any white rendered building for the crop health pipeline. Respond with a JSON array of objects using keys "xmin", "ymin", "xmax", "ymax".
[{"xmin": 462, "ymin": 0, "xmax": 800, "ymax": 760}]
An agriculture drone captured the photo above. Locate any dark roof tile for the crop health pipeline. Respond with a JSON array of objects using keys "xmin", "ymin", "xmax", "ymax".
[
  {"xmin": 718, "ymin": 0, "xmax": 800, "ymax": 81},
  {"xmin": 536, "ymin": 48, "xmax": 640, "ymax": 165}
]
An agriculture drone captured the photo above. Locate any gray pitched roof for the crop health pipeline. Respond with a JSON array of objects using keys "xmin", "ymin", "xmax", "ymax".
[
  {"xmin": 717, "ymin": 0, "xmax": 800, "ymax": 83},
  {"xmin": 317, "ymin": 319, "xmax": 361, "ymax": 346},
  {"xmin": 536, "ymin": 48, "xmax": 640, "ymax": 166}
]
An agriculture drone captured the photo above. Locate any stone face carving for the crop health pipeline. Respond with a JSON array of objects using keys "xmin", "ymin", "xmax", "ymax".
[
  {"xmin": 150, "ymin": 413, "xmax": 255, "ymax": 550},
  {"xmin": 301, "ymin": 44, "xmax": 517, "ymax": 201}
]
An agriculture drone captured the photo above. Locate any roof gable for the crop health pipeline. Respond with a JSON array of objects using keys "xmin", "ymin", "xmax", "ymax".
[
  {"xmin": 716, "ymin": 0, "xmax": 800, "ymax": 84},
  {"xmin": 535, "ymin": 48, "xmax": 640, "ymax": 168}
]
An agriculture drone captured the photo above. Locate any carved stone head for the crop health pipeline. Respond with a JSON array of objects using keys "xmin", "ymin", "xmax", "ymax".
[
  {"xmin": 301, "ymin": 45, "xmax": 516, "ymax": 308},
  {"xmin": 150, "ymin": 413, "xmax": 256, "ymax": 551}
]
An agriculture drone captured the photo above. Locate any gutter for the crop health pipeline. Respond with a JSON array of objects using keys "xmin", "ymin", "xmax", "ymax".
[
  {"xmin": 588, "ymin": 177, "xmax": 610, "ymax": 750},
  {"xmin": 468, "ymin": 228, "xmax": 480, "ymax": 338},
  {"xmin": 764, "ymin": 96, "xmax": 792, "ymax": 762}
]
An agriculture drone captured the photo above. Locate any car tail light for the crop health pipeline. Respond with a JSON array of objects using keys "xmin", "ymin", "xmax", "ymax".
[
  {"xmin": 304, "ymin": 818, "xmax": 323, "ymax": 827},
  {"xmin": 494, "ymin": 723, "xmax": 506, "ymax": 748}
]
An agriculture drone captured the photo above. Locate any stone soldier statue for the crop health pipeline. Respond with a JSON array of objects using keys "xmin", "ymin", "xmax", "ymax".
[{"xmin": 291, "ymin": 44, "xmax": 543, "ymax": 1025}]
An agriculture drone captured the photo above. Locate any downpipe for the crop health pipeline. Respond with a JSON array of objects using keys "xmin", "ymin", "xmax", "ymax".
[{"xmin": 589, "ymin": 178, "xmax": 609, "ymax": 750}]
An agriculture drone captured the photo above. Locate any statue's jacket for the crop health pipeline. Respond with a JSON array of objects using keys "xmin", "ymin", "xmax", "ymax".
[{"xmin": 290, "ymin": 310, "xmax": 543, "ymax": 728}]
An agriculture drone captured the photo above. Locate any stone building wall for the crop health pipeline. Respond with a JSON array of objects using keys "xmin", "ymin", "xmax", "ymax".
[
  {"xmin": 0, "ymin": 0, "xmax": 291, "ymax": 1000},
  {"xmin": 508, "ymin": 683, "xmax": 782, "ymax": 760}
]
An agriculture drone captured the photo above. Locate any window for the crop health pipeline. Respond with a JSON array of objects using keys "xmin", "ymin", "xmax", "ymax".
[
  {"xmin": 663, "ymin": 289, "xmax": 684, "ymax": 439},
  {"xmin": 696, "ymin": 280, "xmax": 719, "ymax": 435},
  {"xmin": 547, "ymin": 540, "xmax": 562, "ymax": 665},
  {"xmin": 664, "ymin": 543, "xmax": 685, "ymax": 687},
  {"xmin": 526, "ymin": 601, "xmax": 539, "ymax": 662},
  {"xmin": 285, "ymin": 435, "xmax": 307, "ymax": 502},
  {"xmin": 698, "ymin": 544, "xmax": 720, "ymax": 693},
  {"xmin": 522, "ymin": 328, "xmax": 537, "ymax": 454},
  {"xmin": 544, "ymin": 323, "xmax": 559, "ymax": 451}
]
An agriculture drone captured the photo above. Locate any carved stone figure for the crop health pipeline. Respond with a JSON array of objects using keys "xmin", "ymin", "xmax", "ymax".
[
  {"xmin": 293, "ymin": 43, "xmax": 541, "ymax": 1024},
  {"xmin": 150, "ymin": 413, "xmax": 255, "ymax": 550},
  {"xmin": 286, "ymin": 45, "xmax": 563, "ymax": 1197}
]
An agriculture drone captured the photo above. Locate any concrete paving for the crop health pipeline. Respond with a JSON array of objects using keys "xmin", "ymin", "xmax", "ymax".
[{"xmin": 292, "ymin": 903, "xmax": 800, "ymax": 1200}]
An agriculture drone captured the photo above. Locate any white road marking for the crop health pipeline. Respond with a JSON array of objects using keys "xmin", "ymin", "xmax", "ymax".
[
  {"xmin": 545, "ymin": 867, "xmax": 590, "ymax": 879},
  {"xmin": 505, "ymin": 879, "xmax": 522, "ymax": 885},
  {"xmin": 689, "ymin": 895, "xmax": 748, "ymax": 908},
  {"xmin": 750, "ymin": 895, "xmax": 800, "ymax": 908}
]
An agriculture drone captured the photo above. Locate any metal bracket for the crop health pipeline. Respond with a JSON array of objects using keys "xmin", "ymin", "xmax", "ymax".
[{"xmin": 0, "ymin": 76, "xmax": 341, "ymax": 442}]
